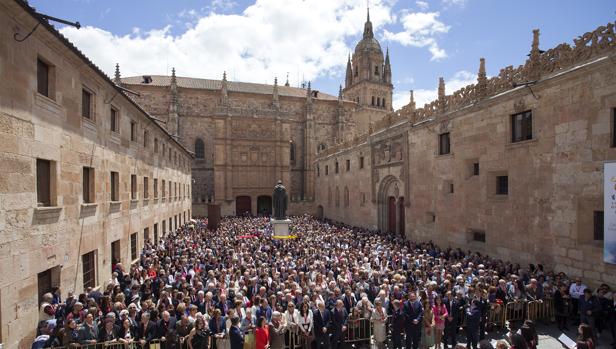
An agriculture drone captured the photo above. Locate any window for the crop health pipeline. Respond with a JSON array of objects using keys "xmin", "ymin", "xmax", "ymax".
[
  {"xmin": 290, "ymin": 141, "xmax": 296, "ymax": 164},
  {"xmin": 154, "ymin": 178, "xmax": 158, "ymax": 198},
  {"xmin": 36, "ymin": 159, "xmax": 52, "ymax": 207},
  {"xmin": 511, "ymin": 110, "xmax": 532, "ymax": 143},
  {"xmin": 496, "ymin": 175, "xmax": 509, "ymax": 195},
  {"xmin": 143, "ymin": 177, "xmax": 149, "ymax": 199},
  {"xmin": 162, "ymin": 220, "xmax": 166, "ymax": 234},
  {"xmin": 82, "ymin": 167, "xmax": 94, "ymax": 203},
  {"xmin": 382, "ymin": 98, "xmax": 386, "ymax": 107},
  {"xmin": 130, "ymin": 174, "xmax": 137, "ymax": 200},
  {"xmin": 335, "ymin": 162, "xmax": 339, "ymax": 174},
  {"xmin": 143, "ymin": 130, "xmax": 149, "ymax": 147},
  {"xmin": 473, "ymin": 162, "xmax": 480, "ymax": 176},
  {"xmin": 82, "ymin": 89, "xmax": 92, "ymax": 119},
  {"xmin": 346, "ymin": 159, "xmax": 350, "ymax": 172},
  {"xmin": 472, "ymin": 230, "xmax": 486, "ymax": 243},
  {"xmin": 449, "ymin": 183, "xmax": 454, "ymax": 194},
  {"xmin": 374, "ymin": 65, "xmax": 379, "ymax": 75},
  {"xmin": 325, "ymin": 165, "xmax": 329, "ymax": 176},
  {"xmin": 168, "ymin": 181, "xmax": 172, "ymax": 199},
  {"xmin": 37, "ymin": 58, "xmax": 50, "ymax": 97},
  {"xmin": 144, "ymin": 227, "xmax": 149, "ymax": 243},
  {"xmin": 82, "ymin": 250, "xmax": 96, "ymax": 289},
  {"xmin": 110, "ymin": 171, "xmax": 119, "ymax": 201},
  {"xmin": 110, "ymin": 107, "xmax": 119, "ymax": 133},
  {"xmin": 317, "ymin": 165, "xmax": 320, "ymax": 177},
  {"xmin": 195, "ymin": 138, "xmax": 205, "ymax": 159},
  {"xmin": 371, "ymin": 96, "xmax": 375, "ymax": 106},
  {"xmin": 594, "ymin": 211, "xmax": 604, "ymax": 241},
  {"xmin": 439, "ymin": 132, "xmax": 451, "ymax": 155},
  {"xmin": 154, "ymin": 223, "xmax": 158, "ymax": 243},
  {"xmin": 359, "ymin": 156, "xmax": 364, "ymax": 169},
  {"xmin": 354, "ymin": 66, "xmax": 358, "ymax": 77},
  {"xmin": 162, "ymin": 179, "xmax": 166, "ymax": 198},
  {"xmin": 377, "ymin": 97, "xmax": 381, "ymax": 107},
  {"xmin": 130, "ymin": 233, "xmax": 137, "ymax": 260},
  {"xmin": 154, "ymin": 138, "xmax": 159, "ymax": 153},
  {"xmin": 318, "ymin": 143, "xmax": 326, "ymax": 152},
  {"xmin": 130, "ymin": 121, "xmax": 137, "ymax": 141}
]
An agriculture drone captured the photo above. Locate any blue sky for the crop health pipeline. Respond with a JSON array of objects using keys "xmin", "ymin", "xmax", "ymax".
[{"xmin": 30, "ymin": 0, "xmax": 615, "ymax": 109}]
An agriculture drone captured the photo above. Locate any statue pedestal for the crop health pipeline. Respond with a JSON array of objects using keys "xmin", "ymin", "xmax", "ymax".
[{"xmin": 271, "ymin": 218, "xmax": 292, "ymax": 237}]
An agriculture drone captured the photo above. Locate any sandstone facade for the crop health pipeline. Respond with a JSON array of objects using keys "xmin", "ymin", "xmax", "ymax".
[
  {"xmin": 0, "ymin": 1, "xmax": 192, "ymax": 347},
  {"xmin": 315, "ymin": 22, "xmax": 616, "ymax": 288}
]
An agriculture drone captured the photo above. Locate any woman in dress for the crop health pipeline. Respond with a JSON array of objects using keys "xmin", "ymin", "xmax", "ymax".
[
  {"xmin": 422, "ymin": 302, "xmax": 435, "ymax": 349},
  {"xmin": 189, "ymin": 316, "xmax": 211, "ymax": 349},
  {"xmin": 293, "ymin": 302, "xmax": 310, "ymax": 349},
  {"xmin": 432, "ymin": 295, "xmax": 448, "ymax": 349},
  {"xmin": 371, "ymin": 299, "xmax": 388, "ymax": 349},
  {"xmin": 255, "ymin": 317, "xmax": 270, "ymax": 349}
]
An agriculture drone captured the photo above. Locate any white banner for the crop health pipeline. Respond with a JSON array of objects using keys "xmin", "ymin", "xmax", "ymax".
[{"xmin": 604, "ymin": 162, "xmax": 616, "ymax": 264}]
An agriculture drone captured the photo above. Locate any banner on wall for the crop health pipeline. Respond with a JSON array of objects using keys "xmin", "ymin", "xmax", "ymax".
[{"xmin": 604, "ymin": 162, "xmax": 616, "ymax": 264}]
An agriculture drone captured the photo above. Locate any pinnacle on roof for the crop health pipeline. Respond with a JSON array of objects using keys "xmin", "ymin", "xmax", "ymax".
[{"xmin": 363, "ymin": 5, "xmax": 373, "ymax": 39}]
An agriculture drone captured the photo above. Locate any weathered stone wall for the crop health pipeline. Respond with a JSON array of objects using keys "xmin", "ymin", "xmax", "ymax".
[
  {"xmin": 316, "ymin": 41, "xmax": 616, "ymax": 288},
  {"xmin": 0, "ymin": 2, "xmax": 192, "ymax": 347}
]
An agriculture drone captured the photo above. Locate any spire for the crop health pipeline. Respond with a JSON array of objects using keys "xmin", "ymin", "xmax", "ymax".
[
  {"xmin": 306, "ymin": 81, "xmax": 312, "ymax": 104},
  {"xmin": 169, "ymin": 67, "xmax": 178, "ymax": 113},
  {"xmin": 528, "ymin": 29, "xmax": 542, "ymax": 81},
  {"xmin": 220, "ymin": 71, "xmax": 229, "ymax": 105},
  {"xmin": 285, "ymin": 72, "xmax": 290, "ymax": 87},
  {"xmin": 409, "ymin": 90, "xmax": 416, "ymax": 111},
  {"xmin": 338, "ymin": 85, "xmax": 343, "ymax": 103},
  {"xmin": 438, "ymin": 77, "xmax": 446, "ymax": 112},
  {"xmin": 113, "ymin": 63, "xmax": 121, "ymax": 85},
  {"xmin": 384, "ymin": 47, "xmax": 392, "ymax": 84},
  {"xmin": 272, "ymin": 77, "xmax": 279, "ymax": 108},
  {"xmin": 385, "ymin": 47, "xmax": 390, "ymax": 65},
  {"xmin": 345, "ymin": 53, "xmax": 353, "ymax": 88},
  {"xmin": 477, "ymin": 57, "xmax": 487, "ymax": 99},
  {"xmin": 363, "ymin": 5, "xmax": 374, "ymax": 39}
]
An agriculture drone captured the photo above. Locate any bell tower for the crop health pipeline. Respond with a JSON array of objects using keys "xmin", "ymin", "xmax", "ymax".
[{"xmin": 343, "ymin": 7, "xmax": 393, "ymax": 112}]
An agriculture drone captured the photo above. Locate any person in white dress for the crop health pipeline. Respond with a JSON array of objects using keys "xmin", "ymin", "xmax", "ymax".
[
  {"xmin": 297, "ymin": 302, "xmax": 314, "ymax": 349},
  {"xmin": 371, "ymin": 299, "xmax": 388, "ymax": 349}
]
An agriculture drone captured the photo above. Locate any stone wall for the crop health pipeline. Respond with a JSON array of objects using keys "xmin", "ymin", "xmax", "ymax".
[
  {"xmin": 0, "ymin": 2, "xmax": 192, "ymax": 347},
  {"xmin": 315, "ymin": 23, "xmax": 616, "ymax": 288}
]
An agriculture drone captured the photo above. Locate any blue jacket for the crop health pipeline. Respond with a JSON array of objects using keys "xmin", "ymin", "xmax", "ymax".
[
  {"xmin": 230, "ymin": 325, "xmax": 244, "ymax": 349},
  {"xmin": 403, "ymin": 300, "xmax": 423, "ymax": 330}
]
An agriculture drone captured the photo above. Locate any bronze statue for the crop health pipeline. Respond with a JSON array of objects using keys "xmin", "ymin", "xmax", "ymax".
[{"xmin": 272, "ymin": 180, "xmax": 288, "ymax": 220}]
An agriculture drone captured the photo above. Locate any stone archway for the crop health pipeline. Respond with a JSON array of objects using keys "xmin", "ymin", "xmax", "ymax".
[{"xmin": 377, "ymin": 175, "xmax": 404, "ymax": 234}]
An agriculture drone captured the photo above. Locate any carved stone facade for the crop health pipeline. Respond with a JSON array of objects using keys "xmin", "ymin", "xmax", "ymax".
[
  {"xmin": 0, "ymin": 2, "xmax": 192, "ymax": 347},
  {"xmin": 316, "ymin": 22, "xmax": 616, "ymax": 287},
  {"xmin": 121, "ymin": 13, "xmax": 391, "ymax": 217}
]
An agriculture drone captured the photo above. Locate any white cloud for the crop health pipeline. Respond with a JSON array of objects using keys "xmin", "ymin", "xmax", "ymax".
[
  {"xmin": 392, "ymin": 70, "xmax": 476, "ymax": 110},
  {"xmin": 382, "ymin": 11, "xmax": 450, "ymax": 61},
  {"xmin": 415, "ymin": 1, "xmax": 429, "ymax": 10},
  {"xmin": 59, "ymin": 0, "xmax": 396, "ymax": 87},
  {"xmin": 442, "ymin": 0, "xmax": 468, "ymax": 8}
]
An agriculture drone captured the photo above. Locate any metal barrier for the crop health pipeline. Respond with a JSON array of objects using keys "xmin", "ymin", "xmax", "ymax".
[
  {"xmin": 487, "ymin": 303, "xmax": 506, "ymax": 330},
  {"xmin": 526, "ymin": 298, "xmax": 555, "ymax": 323},
  {"xmin": 344, "ymin": 317, "xmax": 371, "ymax": 344},
  {"xmin": 505, "ymin": 300, "xmax": 526, "ymax": 324},
  {"xmin": 283, "ymin": 328, "xmax": 302, "ymax": 349}
]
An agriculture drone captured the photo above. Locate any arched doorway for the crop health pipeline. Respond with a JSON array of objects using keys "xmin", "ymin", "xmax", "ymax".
[
  {"xmin": 388, "ymin": 196, "xmax": 396, "ymax": 232},
  {"xmin": 398, "ymin": 197, "xmax": 405, "ymax": 235},
  {"xmin": 316, "ymin": 205, "xmax": 324, "ymax": 220},
  {"xmin": 235, "ymin": 196, "xmax": 251, "ymax": 216},
  {"xmin": 257, "ymin": 195, "xmax": 272, "ymax": 216},
  {"xmin": 377, "ymin": 175, "xmax": 405, "ymax": 234}
]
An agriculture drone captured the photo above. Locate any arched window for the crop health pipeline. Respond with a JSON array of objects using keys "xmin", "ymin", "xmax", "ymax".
[
  {"xmin": 377, "ymin": 97, "xmax": 381, "ymax": 107},
  {"xmin": 372, "ymin": 96, "xmax": 375, "ymax": 106},
  {"xmin": 382, "ymin": 98, "xmax": 386, "ymax": 108},
  {"xmin": 195, "ymin": 138, "xmax": 205, "ymax": 159},
  {"xmin": 374, "ymin": 65, "xmax": 379, "ymax": 75},
  {"xmin": 289, "ymin": 141, "xmax": 296, "ymax": 164}
]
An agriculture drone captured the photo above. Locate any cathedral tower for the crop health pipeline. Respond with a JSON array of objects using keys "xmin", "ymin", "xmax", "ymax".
[{"xmin": 343, "ymin": 8, "xmax": 393, "ymax": 111}]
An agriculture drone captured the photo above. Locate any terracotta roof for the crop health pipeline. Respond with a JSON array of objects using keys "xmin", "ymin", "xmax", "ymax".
[{"xmin": 121, "ymin": 75, "xmax": 339, "ymax": 101}]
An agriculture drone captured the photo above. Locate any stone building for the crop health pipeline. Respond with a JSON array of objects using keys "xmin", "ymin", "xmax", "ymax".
[
  {"xmin": 314, "ymin": 23, "xmax": 616, "ymax": 286},
  {"xmin": 119, "ymin": 9, "xmax": 392, "ymax": 217},
  {"xmin": 0, "ymin": 1, "xmax": 192, "ymax": 346}
]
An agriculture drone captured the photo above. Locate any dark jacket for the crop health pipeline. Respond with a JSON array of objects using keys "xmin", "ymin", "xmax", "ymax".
[
  {"xmin": 78, "ymin": 322, "xmax": 99, "ymax": 345},
  {"xmin": 313, "ymin": 308, "xmax": 332, "ymax": 340},
  {"xmin": 403, "ymin": 300, "xmax": 423, "ymax": 331},
  {"xmin": 137, "ymin": 321, "xmax": 156, "ymax": 343},
  {"xmin": 230, "ymin": 325, "xmax": 245, "ymax": 349}
]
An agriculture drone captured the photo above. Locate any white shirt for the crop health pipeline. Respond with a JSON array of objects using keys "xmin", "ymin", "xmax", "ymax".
[{"xmin": 569, "ymin": 283, "xmax": 586, "ymax": 299}]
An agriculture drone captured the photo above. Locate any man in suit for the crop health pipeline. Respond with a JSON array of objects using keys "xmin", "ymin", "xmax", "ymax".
[
  {"xmin": 342, "ymin": 289, "xmax": 356, "ymax": 314},
  {"xmin": 157, "ymin": 311, "xmax": 177, "ymax": 349},
  {"xmin": 138, "ymin": 312, "xmax": 156, "ymax": 348},
  {"xmin": 256, "ymin": 299, "xmax": 273, "ymax": 323},
  {"xmin": 313, "ymin": 301, "xmax": 332, "ymax": 349},
  {"xmin": 403, "ymin": 292, "xmax": 423, "ymax": 349},
  {"xmin": 465, "ymin": 300, "xmax": 481, "ymax": 349},
  {"xmin": 78, "ymin": 312, "xmax": 99, "ymax": 348},
  {"xmin": 443, "ymin": 291, "xmax": 462, "ymax": 349},
  {"xmin": 331, "ymin": 300, "xmax": 348, "ymax": 349},
  {"xmin": 391, "ymin": 299, "xmax": 406, "ymax": 349},
  {"xmin": 230, "ymin": 316, "xmax": 245, "ymax": 349}
]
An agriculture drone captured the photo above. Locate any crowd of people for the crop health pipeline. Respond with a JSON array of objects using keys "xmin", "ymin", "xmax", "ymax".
[{"xmin": 33, "ymin": 215, "xmax": 616, "ymax": 349}]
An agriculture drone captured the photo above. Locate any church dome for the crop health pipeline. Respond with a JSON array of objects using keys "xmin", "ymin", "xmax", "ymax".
[{"xmin": 354, "ymin": 8, "xmax": 383, "ymax": 55}]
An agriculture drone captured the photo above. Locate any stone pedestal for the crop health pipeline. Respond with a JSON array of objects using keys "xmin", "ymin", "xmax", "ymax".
[{"xmin": 271, "ymin": 218, "xmax": 292, "ymax": 236}]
